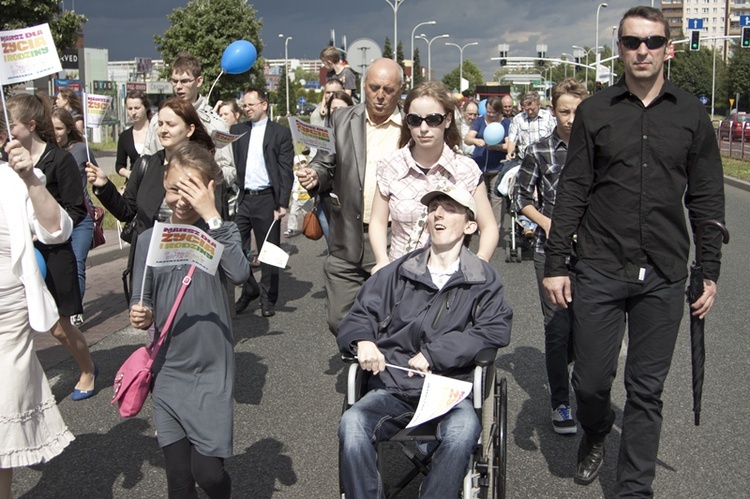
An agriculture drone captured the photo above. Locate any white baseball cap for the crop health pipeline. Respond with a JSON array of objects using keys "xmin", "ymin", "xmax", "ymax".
[{"xmin": 420, "ymin": 187, "xmax": 477, "ymax": 218}]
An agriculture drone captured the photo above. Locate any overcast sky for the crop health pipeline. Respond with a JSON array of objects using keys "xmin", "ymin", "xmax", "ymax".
[{"xmin": 71, "ymin": 0, "xmax": 645, "ymax": 80}]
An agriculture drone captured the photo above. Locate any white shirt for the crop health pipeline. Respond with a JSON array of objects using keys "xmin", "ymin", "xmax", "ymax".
[{"xmin": 244, "ymin": 117, "xmax": 271, "ymax": 190}]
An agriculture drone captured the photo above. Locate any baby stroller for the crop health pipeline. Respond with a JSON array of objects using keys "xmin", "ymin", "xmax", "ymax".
[{"xmin": 495, "ymin": 160, "xmax": 532, "ymax": 263}]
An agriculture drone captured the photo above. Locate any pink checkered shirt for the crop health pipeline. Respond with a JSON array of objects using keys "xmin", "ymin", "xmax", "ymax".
[{"xmin": 376, "ymin": 142, "xmax": 482, "ymax": 261}]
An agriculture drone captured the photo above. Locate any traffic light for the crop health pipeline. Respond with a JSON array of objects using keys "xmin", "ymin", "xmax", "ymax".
[
  {"xmin": 499, "ymin": 49, "xmax": 508, "ymax": 66},
  {"xmin": 690, "ymin": 30, "xmax": 701, "ymax": 51},
  {"xmin": 537, "ymin": 52, "xmax": 545, "ymax": 67},
  {"xmin": 743, "ymin": 27, "xmax": 750, "ymax": 48},
  {"xmin": 596, "ymin": 81, "xmax": 602, "ymax": 93}
]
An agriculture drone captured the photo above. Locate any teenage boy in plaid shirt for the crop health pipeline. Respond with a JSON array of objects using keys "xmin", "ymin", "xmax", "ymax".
[{"xmin": 514, "ymin": 78, "xmax": 587, "ymax": 435}]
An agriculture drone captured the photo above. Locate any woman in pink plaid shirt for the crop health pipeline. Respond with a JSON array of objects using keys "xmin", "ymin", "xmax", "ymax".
[{"xmin": 368, "ymin": 82, "xmax": 498, "ymax": 273}]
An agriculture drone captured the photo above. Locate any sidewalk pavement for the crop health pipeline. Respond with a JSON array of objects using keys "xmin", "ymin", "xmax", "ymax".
[{"xmin": 34, "ymin": 229, "xmax": 131, "ymax": 370}]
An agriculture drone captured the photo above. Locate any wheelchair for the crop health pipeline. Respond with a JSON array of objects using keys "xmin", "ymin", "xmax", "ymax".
[{"xmin": 340, "ymin": 348, "xmax": 508, "ymax": 498}]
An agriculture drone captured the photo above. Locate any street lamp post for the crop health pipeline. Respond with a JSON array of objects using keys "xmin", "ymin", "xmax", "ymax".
[
  {"xmin": 610, "ymin": 26, "xmax": 617, "ymax": 86},
  {"xmin": 595, "ymin": 3, "xmax": 608, "ymax": 87},
  {"xmin": 410, "ymin": 20, "xmax": 436, "ymax": 89},
  {"xmin": 445, "ymin": 41, "xmax": 478, "ymax": 93},
  {"xmin": 561, "ymin": 52, "xmax": 575, "ymax": 78},
  {"xmin": 279, "ymin": 34, "xmax": 292, "ymax": 115},
  {"xmin": 417, "ymin": 33, "xmax": 450, "ymax": 80},
  {"xmin": 384, "ymin": 0, "xmax": 405, "ymax": 61},
  {"xmin": 572, "ymin": 45, "xmax": 600, "ymax": 90}
]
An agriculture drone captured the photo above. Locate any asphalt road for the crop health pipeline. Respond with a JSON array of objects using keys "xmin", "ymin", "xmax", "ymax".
[{"xmin": 11, "ymin": 183, "xmax": 750, "ymax": 498}]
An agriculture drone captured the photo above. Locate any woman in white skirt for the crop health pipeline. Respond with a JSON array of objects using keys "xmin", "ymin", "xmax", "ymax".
[{"xmin": 0, "ymin": 137, "xmax": 75, "ymax": 498}]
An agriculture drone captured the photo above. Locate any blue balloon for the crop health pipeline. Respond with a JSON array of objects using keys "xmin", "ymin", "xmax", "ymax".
[
  {"xmin": 478, "ymin": 99, "xmax": 487, "ymax": 116},
  {"xmin": 34, "ymin": 248, "xmax": 46, "ymax": 279},
  {"xmin": 484, "ymin": 122, "xmax": 506, "ymax": 146},
  {"xmin": 221, "ymin": 40, "xmax": 257, "ymax": 74}
]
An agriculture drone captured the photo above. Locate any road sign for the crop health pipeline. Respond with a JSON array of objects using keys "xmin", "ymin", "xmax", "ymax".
[
  {"xmin": 687, "ymin": 19, "xmax": 704, "ymax": 30},
  {"xmin": 298, "ymin": 96, "xmax": 307, "ymax": 106},
  {"xmin": 700, "ymin": 96, "xmax": 709, "ymax": 105},
  {"xmin": 741, "ymin": 15, "xmax": 750, "ymax": 26}
]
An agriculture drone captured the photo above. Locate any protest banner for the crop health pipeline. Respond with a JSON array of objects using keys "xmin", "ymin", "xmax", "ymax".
[
  {"xmin": 210, "ymin": 130, "xmax": 245, "ymax": 149},
  {"xmin": 406, "ymin": 372, "xmax": 472, "ymax": 428},
  {"xmin": 85, "ymin": 93, "xmax": 113, "ymax": 128},
  {"xmin": 145, "ymin": 222, "xmax": 224, "ymax": 276},
  {"xmin": 0, "ymin": 23, "xmax": 61, "ymax": 85},
  {"xmin": 288, "ymin": 117, "xmax": 336, "ymax": 154}
]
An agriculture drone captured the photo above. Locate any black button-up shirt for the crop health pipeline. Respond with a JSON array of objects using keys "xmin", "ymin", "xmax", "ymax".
[{"xmin": 544, "ymin": 78, "xmax": 725, "ymax": 283}]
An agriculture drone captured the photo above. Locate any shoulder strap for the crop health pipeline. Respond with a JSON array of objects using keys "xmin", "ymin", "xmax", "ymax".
[{"xmin": 150, "ymin": 265, "xmax": 196, "ymax": 352}]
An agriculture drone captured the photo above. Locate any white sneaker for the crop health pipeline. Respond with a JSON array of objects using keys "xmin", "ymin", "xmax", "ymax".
[
  {"xmin": 552, "ymin": 404, "xmax": 577, "ymax": 435},
  {"xmin": 70, "ymin": 314, "xmax": 84, "ymax": 327}
]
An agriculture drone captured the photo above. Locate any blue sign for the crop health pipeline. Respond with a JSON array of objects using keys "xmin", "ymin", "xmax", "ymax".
[
  {"xmin": 741, "ymin": 15, "xmax": 750, "ymax": 27},
  {"xmin": 298, "ymin": 96, "xmax": 307, "ymax": 106},
  {"xmin": 699, "ymin": 96, "xmax": 709, "ymax": 105},
  {"xmin": 687, "ymin": 18, "xmax": 704, "ymax": 30}
]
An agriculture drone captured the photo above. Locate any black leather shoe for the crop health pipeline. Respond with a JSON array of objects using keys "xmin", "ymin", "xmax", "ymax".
[
  {"xmin": 574, "ymin": 435, "xmax": 605, "ymax": 485},
  {"xmin": 235, "ymin": 291, "xmax": 259, "ymax": 314},
  {"xmin": 261, "ymin": 304, "xmax": 275, "ymax": 317}
]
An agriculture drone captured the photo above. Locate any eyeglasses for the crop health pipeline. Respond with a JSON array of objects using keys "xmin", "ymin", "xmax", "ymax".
[
  {"xmin": 170, "ymin": 78, "xmax": 196, "ymax": 86},
  {"xmin": 243, "ymin": 102, "xmax": 263, "ymax": 108},
  {"xmin": 619, "ymin": 35, "xmax": 668, "ymax": 50},
  {"xmin": 406, "ymin": 113, "xmax": 449, "ymax": 127}
]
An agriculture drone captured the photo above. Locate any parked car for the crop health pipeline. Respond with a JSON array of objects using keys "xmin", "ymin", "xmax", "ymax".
[
  {"xmin": 298, "ymin": 103, "xmax": 317, "ymax": 116},
  {"xmin": 719, "ymin": 113, "xmax": 750, "ymax": 142}
]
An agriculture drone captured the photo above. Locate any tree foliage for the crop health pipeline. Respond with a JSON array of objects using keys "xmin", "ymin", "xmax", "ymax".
[
  {"xmin": 669, "ymin": 47, "xmax": 726, "ymax": 107},
  {"xmin": 1, "ymin": 0, "xmax": 87, "ymax": 55},
  {"xmin": 274, "ymin": 65, "xmax": 295, "ymax": 116},
  {"xmin": 396, "ymin": 41, "xmax": 405, "ymax": 73},
  {"xmin": 442, "ymin": 59, "xmax": 484, "ymax": 94},
  {"xmin": 728, "ymin": 43, "xmax": 750, "ymax": 112},
  {"xmin": 383, "ymin": 36, "xmax": 393, "ymax": 60},
  {"xmin": 413, "ymin": 47, "xmax": 424, "ymax": 87},
  {"xmin": 154, "ymin": 0, "xmax": 266, "ymax": 105}
]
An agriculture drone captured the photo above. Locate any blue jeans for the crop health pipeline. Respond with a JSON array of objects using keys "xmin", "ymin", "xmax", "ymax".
[
  {"xmin": 339, "ymin": 389, "xmax": 480, "ymax": 498},
  {"xmin": 70, "ymin": 213, "xmax": 94, "ymax": 303}
]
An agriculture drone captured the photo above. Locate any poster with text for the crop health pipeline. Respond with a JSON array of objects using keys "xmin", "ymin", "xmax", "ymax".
[
  {"xmin": 406, "ymin": 373, "xmax": 472, "ymax": 428},
  {"xmin": 288, "ymin": 117, "xmax": 335, "ymax": 154},
  {"xmin": 210, "ymin": 130, "xmax": 245, "ymax": 149},
  {"xmin": 145, "ymin": 222, "xmax": 224, "ymax": 275},
  {"xmin": 0, "ymin": 24, "xmax": 61, "ymax": 85},
  {"xmin": 85, "ymin": 93, "xmax": 113, "ymax": 128}
]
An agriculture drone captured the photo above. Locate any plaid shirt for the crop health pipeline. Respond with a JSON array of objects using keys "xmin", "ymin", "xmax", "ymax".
[
  {"xmin": 508, "ymin": 108, "xmax": 556, "ymax": 159},
  {"xmin": 514, "ymin": 129, "xmax": 567, "ymax": 255}
]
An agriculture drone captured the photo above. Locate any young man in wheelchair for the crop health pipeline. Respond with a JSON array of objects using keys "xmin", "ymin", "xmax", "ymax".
[{"xmin": 337, "ymin": 188, "xmax": 513, "ymax": 498}]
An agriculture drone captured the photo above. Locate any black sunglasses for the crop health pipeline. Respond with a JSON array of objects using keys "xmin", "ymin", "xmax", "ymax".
[
  {"xmin": 619, "ymin": 35, "xmax": 668, "ymax": 50},
  {"xmin": 406, "ymin": 113, "xmax": 449, "ymax": 127}
]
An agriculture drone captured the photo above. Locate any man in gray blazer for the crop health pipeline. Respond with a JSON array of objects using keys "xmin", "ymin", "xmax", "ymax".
[{"xmin": 298, "ymin": 58, "xmax": 403, "ymax": 335}]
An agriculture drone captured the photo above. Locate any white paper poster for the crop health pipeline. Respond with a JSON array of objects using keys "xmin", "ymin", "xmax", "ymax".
[
  {"xmin": 406, "ymin": 373, "xmax": 472, "ymax": 428},
  {"xmin": 0, "ymin": 24, "xmax": 62, "ymax": 85},
  {"xmin": 145, "ymin": 222, "xmax": 224, "ymax": 276},
  {"xmin": 288, "ymin": 117, "xmax": 336, "ymax": 154},
  {"xmin": 85, "ymin": 93, "xmax": 113, "ymax": 128}
]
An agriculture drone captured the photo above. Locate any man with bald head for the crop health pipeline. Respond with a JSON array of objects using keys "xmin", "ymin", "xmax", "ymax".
[
  {"xmin": 501, "ymin": 95, "xmax": 515, "ymax": 119},
  {"xmin": 298, "ymin": 58, "xmax": 404, "ymax": 335}
]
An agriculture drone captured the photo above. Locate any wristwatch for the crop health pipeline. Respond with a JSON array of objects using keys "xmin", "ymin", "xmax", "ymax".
[{"xmin": 207, "ymin": 217, "xmax": 223, "ymax": 230}]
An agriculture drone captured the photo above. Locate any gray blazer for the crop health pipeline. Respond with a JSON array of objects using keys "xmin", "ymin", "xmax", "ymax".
[{"xmin": 309, "ymin": 103, "xmax": 371, "ymax": 264}]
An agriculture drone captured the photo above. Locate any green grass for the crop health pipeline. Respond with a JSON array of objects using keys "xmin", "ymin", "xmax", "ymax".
[
  {"xmin": 723, "ymin": 156, "xmax": 750, "ymax": 183},
  {"xmin": 88, "ymin": 140, "xmax": 118, "ymax": 152},
  {"xmin": 88, "ymin": 175, "xmax": 126, "ymax": 230}
]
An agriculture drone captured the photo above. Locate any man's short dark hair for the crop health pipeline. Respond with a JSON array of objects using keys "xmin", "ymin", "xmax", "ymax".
[
  {"xmin": 172, "ymin": 52, "xmax": 202, "ymax": 78},
  {"xmin": 325, "ymin": 78, "xmax": 344, "ymax": 90},
  {"xmin": 618, "ymin": 6, "xmax": 670, "ymax": 40},
  {"xmin": 243, "ymin": 87, "xmax": 268, "ymax": 103}
]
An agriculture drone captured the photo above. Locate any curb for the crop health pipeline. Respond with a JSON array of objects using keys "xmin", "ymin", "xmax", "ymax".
[{"xmin": 724, "ymin": 174, "xmax": 750, "ymax": 193}]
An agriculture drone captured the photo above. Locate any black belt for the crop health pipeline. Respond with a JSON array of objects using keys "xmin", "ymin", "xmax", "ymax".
[{"xmin": 244, "ymin": 187, "xmax": 272, "ymax": 196}]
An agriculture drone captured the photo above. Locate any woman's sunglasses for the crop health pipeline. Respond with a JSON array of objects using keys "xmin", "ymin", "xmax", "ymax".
[
  {"xmin": 619, "ymin": 35, "xmax": 668, "ymax": 50},
  {"xmin": 406, "ymin": 113, "xmax": 449, "ymax": 127}
]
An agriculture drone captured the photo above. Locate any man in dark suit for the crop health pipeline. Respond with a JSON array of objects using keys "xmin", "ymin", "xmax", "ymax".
[
  {"xmin": 231, "ymin": 87, "xmax": 294, "ymax": 317},
  {"xmin": 297, "ymin": 58, "xmax": 404, "ymax": 335}
]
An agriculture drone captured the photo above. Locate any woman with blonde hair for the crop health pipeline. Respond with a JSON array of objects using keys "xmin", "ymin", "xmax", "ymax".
[{"xmin": 368, "ymin": 81, "xmax": 498, "ymax": 273}]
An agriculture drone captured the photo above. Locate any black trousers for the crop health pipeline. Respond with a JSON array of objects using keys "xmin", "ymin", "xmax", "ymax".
[
  {"xmin": 533, "ymin": 253, "xmax": 574, "ymax": 408},
  {"xmin": 571, "ymin": 260, "xmax": 685, "ymax": 497},
  {"xmin": 162, "ymin": 438, "xmax": 230, "ymax": 499},
  {"xmin": 235, "ymin": 191, "xmax": 280, "ymax": 307}
]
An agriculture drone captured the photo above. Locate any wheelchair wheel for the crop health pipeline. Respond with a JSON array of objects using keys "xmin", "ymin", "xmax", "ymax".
[{"xmin": 495, "ymin": 377, "xmax": 508, "ymax": 499}]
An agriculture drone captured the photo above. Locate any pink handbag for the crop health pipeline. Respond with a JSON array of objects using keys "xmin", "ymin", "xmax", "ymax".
[{"xmin": 111, "ymin": 265, "xmax": 195, "ymax": 418}]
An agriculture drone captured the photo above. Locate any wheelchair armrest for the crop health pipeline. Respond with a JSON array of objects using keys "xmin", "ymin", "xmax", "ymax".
[
  {"xmin": 473, "ymin": 348, "xmax": 497, "ymax": 367},
  {"xmin": 341, "ymin": 353, "xmax": 357, "ymax": 363}
]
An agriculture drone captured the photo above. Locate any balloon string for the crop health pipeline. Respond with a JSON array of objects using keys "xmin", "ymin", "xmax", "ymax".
[{"xmin": 206, "ymin": 70, "xmax": 224, "ymax": 104}]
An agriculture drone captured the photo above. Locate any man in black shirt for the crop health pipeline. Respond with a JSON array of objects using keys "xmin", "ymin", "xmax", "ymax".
[{"xmin": 543, "ymin": 6, "xmax": 725, "ymax": 495}]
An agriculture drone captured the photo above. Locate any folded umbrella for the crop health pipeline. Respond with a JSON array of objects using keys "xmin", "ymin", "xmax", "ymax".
[{"xmin": 687, "ymin": 220, "xmax": 729, "ymax": 426}]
